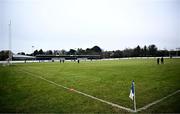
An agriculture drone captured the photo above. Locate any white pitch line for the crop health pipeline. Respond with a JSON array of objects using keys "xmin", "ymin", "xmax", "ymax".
[
  {"xmin": 137, "ymin": 89, "xmax": 180, "ymax": 112},
  {"xmin": 19, "ymin": 69, "xmax": 135, "ymax": 113}
]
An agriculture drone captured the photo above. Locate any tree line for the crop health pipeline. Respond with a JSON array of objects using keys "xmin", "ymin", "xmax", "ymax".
[
  {"xmin": 103, "ymin": 45, "xmax": 173, "ymax": 58},
  {"xmin": 0, "ymin": 44, "xmax": 180, "ymax": 60},
  {"xmin": 31, "ymin": 46, "xmax": 102, "ymax": 56}
]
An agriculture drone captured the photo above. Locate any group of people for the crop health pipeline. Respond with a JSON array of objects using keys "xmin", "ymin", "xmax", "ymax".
[
  {"xmin": 60, "ymin": 59, "xmax": 65, "ymax": 63},
  {"xmin": 60, "ymin": 59, "xmax": 80, "ymax": 63},
  {"xmin": 157, "ymin": 57, "xmax": 164, "ymax": 64}
]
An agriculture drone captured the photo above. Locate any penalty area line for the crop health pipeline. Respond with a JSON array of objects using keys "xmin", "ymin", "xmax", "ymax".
[
  {"xmin": 137, "ymin": 89, "xmax": 180, "ymax": 112},
  {"xmin": 19, "ymin": 69, "xmax": 135, "ymax": 113}
]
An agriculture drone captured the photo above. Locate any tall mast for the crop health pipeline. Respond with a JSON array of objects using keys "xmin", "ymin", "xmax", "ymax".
[{"xmin": 9, "ymin": 20, "xmax": 12, "ymax": 63}]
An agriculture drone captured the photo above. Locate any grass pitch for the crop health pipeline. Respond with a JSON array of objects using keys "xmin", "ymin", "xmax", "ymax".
[{"xmin": 0, "ymin": 58, "xmax": 180, "ymax": 113}]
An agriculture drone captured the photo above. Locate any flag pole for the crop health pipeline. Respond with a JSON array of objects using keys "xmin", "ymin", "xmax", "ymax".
[{"xmin": 133, "ymin": 81, "xmax": 137, "ymax": 112}]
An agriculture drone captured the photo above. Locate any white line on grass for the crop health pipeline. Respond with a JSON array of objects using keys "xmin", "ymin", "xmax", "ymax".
[
  {"xmin": 19, "ymin": 69, "xmax": 135, "ymax": 112},
  {"xmin": 137, "ymin": 90, "xmax": 180, "ymax": 112},
  {"xmin": 19, "ymin": 69, "xmax": 180, "ymax": 112}
]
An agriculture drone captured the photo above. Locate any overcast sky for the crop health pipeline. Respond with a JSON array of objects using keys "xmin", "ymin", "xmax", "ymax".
[{"xmin": 0, "ymin": 0, "xmax": 180, "ymax": 53}]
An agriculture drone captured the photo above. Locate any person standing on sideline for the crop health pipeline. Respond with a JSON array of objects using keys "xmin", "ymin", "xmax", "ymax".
[
  {"xmin": 161, "ymin": 57, "xmax": 164, "ymax": 64},
  {"xmin": 157, "ymin": 58, "xmax": 160, "ymax": 64}
]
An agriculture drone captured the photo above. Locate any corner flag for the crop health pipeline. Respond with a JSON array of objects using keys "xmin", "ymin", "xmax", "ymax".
[
  {"xmin": 129, "ymin": 80, "xmax": 135, "ymax": 100},
  {"xmin": 129, "ymin": 80, "xmax": 136, "ymax": 112}
]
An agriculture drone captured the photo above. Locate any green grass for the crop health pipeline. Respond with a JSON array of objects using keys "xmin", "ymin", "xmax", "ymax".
[{"xmin": 0, "ymin": 58, "xmax": 180, "ymax": 113}]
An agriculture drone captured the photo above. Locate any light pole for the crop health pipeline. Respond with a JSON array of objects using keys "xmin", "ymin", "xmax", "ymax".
[
  {"xmin": 32, "ymin": 46, "xmax": 35, "ymax": 61},
  {"xmin": 32, "ymin": 46, "xmax": 34, "ymax": 56},
  {"xmin": 176, "ymin": 48, "xmax": 180, "ymax": 57},
  {"xmin": 8, "ymin": 20, "xmax": 12, "ymax": 65}
]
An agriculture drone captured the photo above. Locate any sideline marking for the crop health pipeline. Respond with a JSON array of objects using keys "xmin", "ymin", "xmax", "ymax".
[
  {"xmin": 18, "ymin": 69, "xmax": 180, "ymax": 112},
  {"xmin": 137, "ymin": 90, "xmax": 180, "ymax": 112},
  {"xmin": 19, "ymin": 69, "xmax": 135, "ymax": 112}
]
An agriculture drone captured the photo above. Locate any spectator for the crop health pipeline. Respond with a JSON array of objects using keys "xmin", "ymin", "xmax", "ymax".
[{"xmin": 157, "ymin": 58, "xmax": 160, "ymax": 64}]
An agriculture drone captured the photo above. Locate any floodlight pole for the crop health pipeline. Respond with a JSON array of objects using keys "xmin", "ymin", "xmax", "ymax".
[
  {"xmin": 8, "ymin": 20, "xmax": 12, "ymax": 64},
  {"xmin": 133, "ymin": 82, "xmax": 137, "ymax": 112},
  {"xmin": 32, "ymin": 46, "xmax": 34, "ymax": 56},
  {"xmin": 176, "ymin": 48, "xmax": 180, "ymax": 57}
]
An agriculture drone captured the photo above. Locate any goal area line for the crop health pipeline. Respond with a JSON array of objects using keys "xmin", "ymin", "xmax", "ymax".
[{"xmin": 19, "ymin": 69, "xmax": 180, "ymax": 112}]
